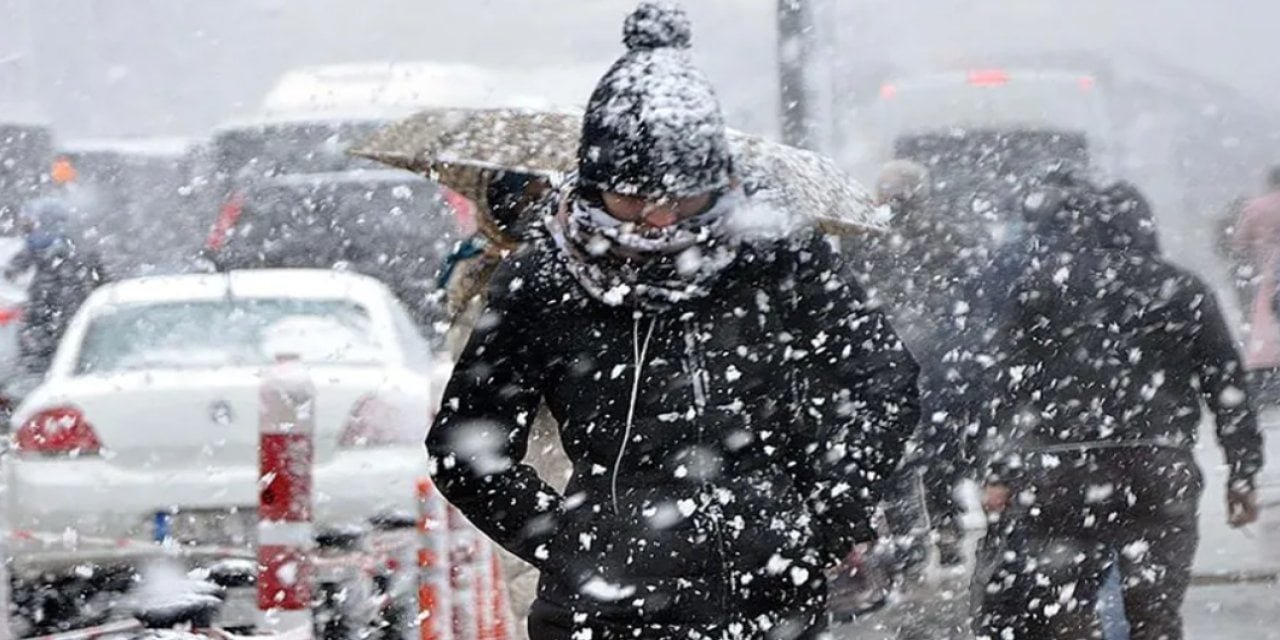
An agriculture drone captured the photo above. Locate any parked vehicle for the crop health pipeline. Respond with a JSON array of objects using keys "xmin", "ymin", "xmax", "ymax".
[
  {"xmin": 55, "ymin": 138, "xmax": 200, "ymax": 275},
  {"xmin": 0, "ymin": 121, "xmax": 54, "ymax": 228},
  {"xmin": 8, "ymin": 269, "xmax": 441, "ymax": 547},
  {"xmin": 206, "ymin": 169, "xmax": 456, "ymax": 333},
  {"xmin": 202, "ymin": 114, "xmax": 389, "ymax": 223},
  {"xmin": 259, "ymin": 61, "xmax": 558, "ymax": 117},
  {"xmin": 847, "ymin": 68, "xmax": 1115, "ymax": 245}
]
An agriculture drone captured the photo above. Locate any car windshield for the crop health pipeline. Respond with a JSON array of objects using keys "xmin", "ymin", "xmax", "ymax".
[{"xmin": 76, "ymin": 298, "xmax": 384, "ymax": 374}]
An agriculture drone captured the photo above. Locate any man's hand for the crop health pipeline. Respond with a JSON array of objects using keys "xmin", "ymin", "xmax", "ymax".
[
  {"xmin": 1228, "ymin": 486, "xmax": 1260, "ymax": 528},
  {"xmin": 982, "ymin": 483, "xmax": 1012, "ymax": 514}
]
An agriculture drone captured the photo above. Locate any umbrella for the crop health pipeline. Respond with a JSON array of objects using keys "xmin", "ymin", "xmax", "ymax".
[{"xmin": 350, "ymin": 107, "xmax": 884, "ymax": 237}]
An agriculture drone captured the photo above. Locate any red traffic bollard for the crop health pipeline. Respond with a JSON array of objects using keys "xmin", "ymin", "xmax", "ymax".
[
  {"xmin": 257, "ymin": 356, "xmax": 316, "ymax": 635},
  {"xmin": 448, "ymin": 507, "xmax": 479, "ymax": 640},
  {"xmin": 417, "ymin": 478, "xmax": 453, "ymax": 640}
]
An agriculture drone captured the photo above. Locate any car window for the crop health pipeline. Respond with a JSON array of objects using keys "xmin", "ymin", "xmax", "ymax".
[{"xmin": 76, "ymin": 298, "xmax": 384, "ymax": 374}]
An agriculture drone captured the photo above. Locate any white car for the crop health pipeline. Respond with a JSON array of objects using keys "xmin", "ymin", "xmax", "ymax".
[{"xmin": 7, "ymin": 269, "xmax": 439, "ymax": 546}]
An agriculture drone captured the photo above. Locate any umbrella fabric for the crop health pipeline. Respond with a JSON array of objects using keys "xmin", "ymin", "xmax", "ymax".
[{"xmin": 350, "ymin": 107, "xmax": 884, "ymax": 237}]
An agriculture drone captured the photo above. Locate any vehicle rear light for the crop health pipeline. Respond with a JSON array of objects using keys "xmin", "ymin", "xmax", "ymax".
[
  {"xmin": 1078, "ymin": 75, "xmax": 1096, "ymax": 91},
  {"xmin": 441, "ymin": 187, "xmax": 477, "ymax": 235},
  {"xmin": 0, "ymin": 306, "xmax": 22, "ymax": 326},
  {"xmin": 340, "ymin": 396, "xmax": 415, "ymax": 448},
  {"xmin": 968, "ymin": 69, "xmax": 1009, "ymax": 86},
  {"xmin": 15, "ymin": 406, "xmax": 103, "ymax": 457},
  {"xmin": 205, "ymin": 191, "xmax": 246, "ymax": 251},
  {"xmin": 879, "ymin": 83, "xmax": 897, "ymax": 99}
]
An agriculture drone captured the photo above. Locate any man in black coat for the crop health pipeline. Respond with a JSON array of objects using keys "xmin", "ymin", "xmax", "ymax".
[
  {"xmin": 425, "ymin": 4, "xmax": 920, "ymax": 639},
  {"xmin": 5, "ymin": 197, "xmax": 109, "ymax": 375},
  {"xmin": 970, "ymin": 179, "xmax": 1264, "ymax": 640}
]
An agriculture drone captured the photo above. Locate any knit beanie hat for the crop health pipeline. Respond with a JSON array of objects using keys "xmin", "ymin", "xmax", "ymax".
[{"xmin": 577, "ymin": 1, "xmax": 734, "ymax": 199}]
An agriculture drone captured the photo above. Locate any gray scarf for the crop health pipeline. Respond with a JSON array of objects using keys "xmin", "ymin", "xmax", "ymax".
[{"xmin": 547, "ymin": 188, "xmax": 745, "ymax": 310}]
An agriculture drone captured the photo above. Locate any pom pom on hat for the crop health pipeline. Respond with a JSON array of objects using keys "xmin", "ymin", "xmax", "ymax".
[{"xmin": 623, "ymin": 1, "xmax": 693, "ymax": 50}]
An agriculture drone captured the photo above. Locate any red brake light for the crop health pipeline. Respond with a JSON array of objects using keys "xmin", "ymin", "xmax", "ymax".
[
  {"xmin": 879, "ymin": 84, "xmax": 897, "ymax": 99},
  {"xmin": 205, "ymin": 192, "xmax": 246, "ymax": 251},
  {"xmin": 0, "ymin": 307, "xmax": 22, "ymax": 326},
  {"xmin": 1078, "ymin": 76, "xmax": 1096, "ymax": 91},
  {"xmin": 340, "ymin": 396, "xmax": 415, "ymax": 448},
  {"xmin": 968, "ymin": 69, "xmax": 1009, "ymax": 87},
  {"xmin": 16, "ymin": 407, "xmax": 103, "ymax": 457}
]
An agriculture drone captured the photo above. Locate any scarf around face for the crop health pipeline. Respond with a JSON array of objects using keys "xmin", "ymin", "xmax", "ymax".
[{"xmin": 547, "ymin": 187, "xmax": 745, "ymax": 311}]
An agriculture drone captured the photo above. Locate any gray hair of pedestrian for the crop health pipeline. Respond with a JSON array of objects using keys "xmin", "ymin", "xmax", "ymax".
[{"xmin": 874, "ymin": 159, "xmax": 931, "ymax": 206}]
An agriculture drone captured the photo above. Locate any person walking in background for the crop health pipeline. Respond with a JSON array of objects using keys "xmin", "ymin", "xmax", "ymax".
[
  {"xmin": 1213, "ymin": 194, "xmax": 1252, "ymax": 313},
  {"xmin": 1233, "ymin": 166, "xmax": 1280, "ymax": 405},
  {"xmin": 972, "ymin": 177, "xmax": 1263, "ymax": 640},
  {"xmin": 426, "ymin": 3, "xmax": 919, "ymax": 639},
  {"xmin": 848, "ymin": 159, "xmax": 985, "ymax": 577},
  {"xmin": 5, "ymin": 197, "xmax": 109, "ymax": 375}
]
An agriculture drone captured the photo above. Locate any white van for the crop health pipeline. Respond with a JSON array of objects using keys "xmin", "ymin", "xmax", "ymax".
[{"xmin": 259, "ymin": 61, "xmax": 569, "ymax": 117}]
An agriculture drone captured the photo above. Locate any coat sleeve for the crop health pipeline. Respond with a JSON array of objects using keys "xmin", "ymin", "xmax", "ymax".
[
  {"xmin": 1190, "ymin": 282, "xmax": 1265, "ymax": 488},
  {"xmin": 424, "ymin": 255, "xmax": 567, "ymax": 570},
  {"xmin": 967, "ymin": 271, "xmax": 1044, "ymax": 485},
  {"xmin": 785, "ymin": 233, "xmax": 920, "ymax": 559}
]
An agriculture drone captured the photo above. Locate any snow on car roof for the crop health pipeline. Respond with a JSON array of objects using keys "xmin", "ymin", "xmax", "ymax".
[
  {"xmin": 58, "ymin": 137, "xmax": 194, "ymax": 158},
  {"xmin": 260, "ymin": 168, "xmax": 428, "ymax": 188},
  {"xmin": 84, "ymin": 269, "xmax": 393, "ymax": 310},
  {"xmin": 259, "ymin": 61, "xmax": 560, "ymax": 116},
  {"xmin": 212, "ymin": 110, "xmax": 402, "ymax": 135}
]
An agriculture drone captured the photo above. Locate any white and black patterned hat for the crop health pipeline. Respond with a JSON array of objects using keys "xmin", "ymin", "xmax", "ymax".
[{"xmin": 577, "ymin": 2, "xmax": 734, "ymax": 199}]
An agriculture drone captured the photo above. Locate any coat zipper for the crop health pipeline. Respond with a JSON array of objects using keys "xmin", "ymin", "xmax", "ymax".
[
  {"xmin": 611, "ymin": 314, "xmax": 657, "ymax": 514},
  {"xmin": 682, "ymin": 325, "xmax": 710, "ymax": 411},
  {"xmin": 682, "ymin": 318, "xmax": 736, "ymax": 615}
]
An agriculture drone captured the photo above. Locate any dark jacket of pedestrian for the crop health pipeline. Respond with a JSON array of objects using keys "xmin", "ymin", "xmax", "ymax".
[
  {"xmin": 971, "ymin": 181, "xmax": 1263, "ymax": 639},
  {"xmin": 425, "ymin": 4, "xmax": 919, "ymax": 639},
  {"xmin": 9, "ymin": 198, "xmax": 109, "ymax": 374},
  {"xmin": 978, "ymin": 182, "xmax": 1261, "ymax": 485}
]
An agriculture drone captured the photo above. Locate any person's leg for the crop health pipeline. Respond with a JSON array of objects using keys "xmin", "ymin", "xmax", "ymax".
[
  {"xmin": 914, "ymin": 376, "xmax": 968, "ymax": 569},
  {"xmin": 883, "ymin": 461, "xmax": 929, "ymax": 580},
  {"xmin": 1096, "ymin": 559, "xmax": 1131, "ymax": 640},
  {"xmin": 1115, "ymin": 449, "xmax": 1201, "ymax": 640},
  {"xmin": 921, "ymin": 460, "xmax": 965, "ymax": 568},
  {"xmin": 973, "ymin": 485, "xmax": 1109, "ymax": 640},
  {"xmin": 975, "ymin": 529, "xmax": 1108, "ymax": 638},
  {"xmin": 1116, "ymin": 522, "xmax": 1196, "ymax": 640}
]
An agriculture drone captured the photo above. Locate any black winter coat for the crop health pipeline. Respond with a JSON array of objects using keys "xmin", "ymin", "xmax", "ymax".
[
  {"xmin": 14, "ymin": 240, "xmax": 109, "ymax": 374},
  {"xmin": 979, "ymin": 241, "xmax": 1263, "ymax": 487},
  {"xmin": 426, "ymin": 228, "xmax": 919, "ymax": 639}
]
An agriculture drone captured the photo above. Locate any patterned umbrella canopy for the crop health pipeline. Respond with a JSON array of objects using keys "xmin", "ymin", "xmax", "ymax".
[{"xmin": 350, "ymin": 106, "xmax": 885, "ymax": 237}]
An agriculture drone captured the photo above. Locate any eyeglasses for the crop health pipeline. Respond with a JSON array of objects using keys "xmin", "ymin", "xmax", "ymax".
[{"xmin": 601, "ymin": 191, "xmax": 719, "ymax": 226}]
